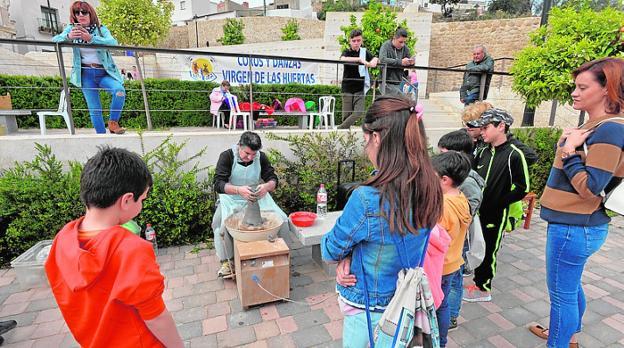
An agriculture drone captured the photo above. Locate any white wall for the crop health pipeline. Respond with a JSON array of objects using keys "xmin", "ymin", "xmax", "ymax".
[
  {"xmin": 172, "ymin": 0, "xmax": 218, "ymax": 25},
  {"xmin": 0, "ymin": 128, "xmax": 456, "ymax": 172},
  {"xmin": 266, "ymin": 8, "xmax": 317, "ymax": 19}
]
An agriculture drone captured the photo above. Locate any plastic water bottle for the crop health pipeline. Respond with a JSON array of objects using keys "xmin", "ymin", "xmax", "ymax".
[
  {"xmin": 316, "ymin": 184, "xmax": 328, "ymax": 219},
  {"xmin": 145, "ymin": 224, "xmax": 158, "ymax": 255}
]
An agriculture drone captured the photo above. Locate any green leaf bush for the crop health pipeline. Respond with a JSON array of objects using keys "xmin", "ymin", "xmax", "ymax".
[
  {"xmin": 0, "ymin": 138, "xmax": 214, "ymax": 265},
  {"xmin": 513, "ymin": 127, "xmax": 563, "ymax": 196},
  {"xmin": 218, "ymin": 18, "xmax": 245, "ymax": 46},
  {"xmin": 0, "ymin": 75, "xmax": 342, "ymax": 129},
  {"xmin": 511, "ymin": 6, "xmax": 624, "ymax": 107},
  {"xmin": 281, "ymin": 19, "xmax": 301, "ymax": 41}
]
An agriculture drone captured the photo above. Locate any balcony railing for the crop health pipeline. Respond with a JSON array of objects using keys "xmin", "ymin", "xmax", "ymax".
[{"xmin": 36, "ymin": 18, "xmax": 63, "ymax": 35}]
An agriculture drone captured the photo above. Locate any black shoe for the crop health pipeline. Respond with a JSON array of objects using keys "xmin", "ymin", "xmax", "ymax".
[
  {"xmin": 448, "ymin": 317, "xmax": 458, "ymax": 331},
  {"xmin": 0, "ymin": 320, "xmax": 16, "ymax": 335},
  {"xmin": 0, "ymin": 335, "xmax": 4, "ymax": 346}
]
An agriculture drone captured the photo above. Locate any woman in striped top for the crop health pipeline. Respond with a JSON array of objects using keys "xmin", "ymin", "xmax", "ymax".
[{"xmin": 531, "ymin": 58, "xmax": 624, "ymax": 348}]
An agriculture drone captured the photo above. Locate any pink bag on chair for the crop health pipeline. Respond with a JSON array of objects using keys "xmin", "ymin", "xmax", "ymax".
[
  {"xmin": 284, "ymin": 97, "xmax": 306, "ymax": 112},
  {"xmin": 424, "ymin": 224, "xmax": 451, "ymax": 309}
]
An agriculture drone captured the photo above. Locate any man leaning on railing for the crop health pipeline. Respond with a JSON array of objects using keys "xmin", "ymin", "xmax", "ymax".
[{"xmin": 460, "ymin": 45, "xmax": 494, "ymax": 106}]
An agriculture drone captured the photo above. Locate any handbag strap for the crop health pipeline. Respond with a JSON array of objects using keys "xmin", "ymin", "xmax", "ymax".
[{"xmin": 358, "ymin": 227, "xmax": 433, "ymax": 348}]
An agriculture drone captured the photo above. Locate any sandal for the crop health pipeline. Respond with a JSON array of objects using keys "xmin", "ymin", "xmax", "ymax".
[{"xmin": 529, "ymin": 324, "xmax": 549, "ymax": 340}]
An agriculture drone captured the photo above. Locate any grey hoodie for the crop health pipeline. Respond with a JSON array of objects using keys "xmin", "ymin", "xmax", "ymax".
[{"xmin": 460, "ymin": 169, "xmax": 485, "ymax": 216}]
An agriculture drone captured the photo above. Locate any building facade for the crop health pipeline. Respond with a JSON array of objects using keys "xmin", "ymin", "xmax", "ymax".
[
  {"xmin": 9, "ymin": 0, "xmax": 100, "ymax": 53},
  {"xmin": 171, "ymin": 0, "xmax": 218, "ymax": 25}
]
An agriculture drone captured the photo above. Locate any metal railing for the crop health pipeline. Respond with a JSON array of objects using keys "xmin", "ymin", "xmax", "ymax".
[{"xmin": 0, "ymin": 37, "xmax": 524, "ymax": 134}]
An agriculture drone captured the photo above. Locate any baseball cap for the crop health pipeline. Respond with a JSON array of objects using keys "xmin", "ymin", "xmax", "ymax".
[{"xmin": 470, "ymin": 108, "xmax": 514, "ymax": 128}]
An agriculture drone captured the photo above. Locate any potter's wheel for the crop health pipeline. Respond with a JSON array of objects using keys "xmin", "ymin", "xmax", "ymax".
[{"xmin": 224, "ymin": 210, "xmax": 284, "ymax": 242}]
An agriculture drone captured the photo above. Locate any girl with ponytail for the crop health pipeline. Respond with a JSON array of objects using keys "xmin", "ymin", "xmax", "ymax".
[{"xmin": 321, "ymin": 96, "xmax": 443, "ymax": 346}]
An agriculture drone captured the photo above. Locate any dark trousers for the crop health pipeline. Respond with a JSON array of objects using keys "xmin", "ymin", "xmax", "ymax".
[
  {"xmin": 473, "ymin": 208, "xmax": 507, "ymax": 292},
  {"xmin": 339, "ymin": 91, "xmax": 365, "ymax": 129},
  {"xmin": 219, "ymin": 103, "xmax": 231, "ymax": 125}
]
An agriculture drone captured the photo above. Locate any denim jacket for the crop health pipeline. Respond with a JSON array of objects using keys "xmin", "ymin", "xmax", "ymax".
[
  {"xmin": 53, "ymin": 25, "xmax": 123, "ymax": 88},
  {"xmin": 321, "ymin": 186, "xmax": 431, "ymax": 310}
]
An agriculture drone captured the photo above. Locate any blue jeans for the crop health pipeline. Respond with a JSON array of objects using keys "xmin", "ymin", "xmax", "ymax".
[
  {"xmin": 81, "ymin": 67, "xmax": 126, "ymax": 134},
  {"xmin": 463, "ymin": 92, "xmax": 479, "ymax": 106},
  {"xmin": 437, "ymin": 270, "xmax": 460, "ymax": 348},
  {"xmin": 448, "ymin": 264, "xmax": 465, "ymax": 319},
  {"xmin": 343, "ymin": 310, "xmax": 382, "ymax": 348},
  {"xmin": 546, "ymin": 223, "xmax": 608, "ymax": 348}
]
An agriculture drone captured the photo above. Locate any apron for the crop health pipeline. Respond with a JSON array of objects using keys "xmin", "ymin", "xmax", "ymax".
[{"xmin": 213, "ymin": 145, "xmax": 287, "ymax": 251}]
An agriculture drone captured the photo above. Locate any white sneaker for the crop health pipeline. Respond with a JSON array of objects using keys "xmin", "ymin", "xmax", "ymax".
[{"xmin": 463, "ymin": 284, "xmax": 491, "ymax": 302}]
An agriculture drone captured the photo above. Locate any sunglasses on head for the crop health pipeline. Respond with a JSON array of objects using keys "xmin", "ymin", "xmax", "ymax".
[{"xmin": 74, "ymin": 9, "xmax": 89, "ymax": 16}]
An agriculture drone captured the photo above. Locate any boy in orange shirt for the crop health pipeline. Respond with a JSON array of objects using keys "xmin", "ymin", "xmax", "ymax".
[
  {"xmin": 431, "ymin": 151, "xmax": 472, "ymax": 348},
  {"xmin": 45, "ymin": 147, "xmax": 183, "ymax": 348}
]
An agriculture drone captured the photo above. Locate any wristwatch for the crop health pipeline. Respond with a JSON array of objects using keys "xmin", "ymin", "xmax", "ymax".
[{"xmin": 561, "ymin": 149, "xmax": 577, "ymax": 160}]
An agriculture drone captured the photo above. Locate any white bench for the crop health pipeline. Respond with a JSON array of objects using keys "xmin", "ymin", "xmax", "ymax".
[
  {"xmin": 292, "ymin": 211, "xmax": 342, "ymax": 276},
  {"xmin": 0, "ymin": 110, "xmax": 31, "ymax": 134},
  {"xmin": 258, "ymin": 111, "xmax": 314, "ymax": 129}
]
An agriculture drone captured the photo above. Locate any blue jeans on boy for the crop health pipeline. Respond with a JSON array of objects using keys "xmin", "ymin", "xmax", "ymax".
[
  {"xmin": 546, "ymin": 223, "xmax": 608, "ymax": 348},
  {"xmin": 447, "ymin": 264, "xmax": 464, "ymax": 319},
  {"xmin": 437, "ymin": 269, "xmax": 461, "ymax": 347},
  {"xmin": 342, "ymin": 310, "xmax": 382, "ymax": 348},
  {"xmin": 81, "ymin": 67, "xmax": 126, "ymax": 134}
]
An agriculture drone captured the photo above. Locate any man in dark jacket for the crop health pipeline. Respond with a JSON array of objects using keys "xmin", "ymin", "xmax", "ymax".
[
  {"xmin": 378, "ymin": 28, "xmax": 413, "ymax": 95},
  {"xmin": 460, "ymin": 45, "xmax": 494, "ymax": 106}
]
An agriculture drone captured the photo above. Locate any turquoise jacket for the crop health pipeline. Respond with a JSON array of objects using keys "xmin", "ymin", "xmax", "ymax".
[{"xmin": 53, "ymin": 25, "xmax": 123, "ymax": 88}]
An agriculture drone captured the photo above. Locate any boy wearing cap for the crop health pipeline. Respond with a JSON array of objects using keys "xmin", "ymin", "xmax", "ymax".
[{"xmin": 463, "ymin": 108, "xmax": 530, "ymax": 302}]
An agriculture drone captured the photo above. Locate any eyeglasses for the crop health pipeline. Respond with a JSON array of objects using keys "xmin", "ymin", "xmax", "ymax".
[{"xmin": 74, "ymin": 10, "xmax": 89, "ymax": 16}]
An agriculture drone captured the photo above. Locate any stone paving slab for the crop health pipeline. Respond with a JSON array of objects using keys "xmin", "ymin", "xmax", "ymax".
[{"xmin": 0, "ymin": 211, "xmax": 623, "ymax": 347}]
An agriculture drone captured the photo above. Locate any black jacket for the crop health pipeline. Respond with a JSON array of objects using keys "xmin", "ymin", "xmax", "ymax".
[
  {"xmin": 474, "ymin": 140, "xmax": 530, "ymax": 217},
  {"xmin": 473, "ymin": 133, "xmax": 538, "ymax": 166}
]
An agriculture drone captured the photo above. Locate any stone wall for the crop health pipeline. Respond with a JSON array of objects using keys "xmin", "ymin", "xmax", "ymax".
[
  {"xmin": 161, "ymin": 17, "xmax": 325, "ymax": 49},
  {"xmin": 160, "ymin": 26, "xmax": 190, "ymax": 50},
  {"xmin": 426, "ymin": 17, "xmax": 540, "ymax": 95}
]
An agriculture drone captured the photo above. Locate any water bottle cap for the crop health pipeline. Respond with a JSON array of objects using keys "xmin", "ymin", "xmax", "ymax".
[
  {"xmin": 320, "ymin": 184, "xmax": 325, "ymax": 188},
  {"xmin": 146, "ymin": 223, "xmax": 152, "ymax": 228}
]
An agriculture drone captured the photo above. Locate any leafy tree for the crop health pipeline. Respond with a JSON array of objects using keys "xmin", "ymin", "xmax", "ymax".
[
  {"xmin": 317, "ymin": 0, "xmax": 362, "ymax": 20},
  {"xmin": 488, "ymin": 0, "xmax": 532, "ymax": 14},
  {"xmin": 338, "ymin": 0, "xmax": 416, "ymax": 60},
  {"xmin": 97, "ymin": 0, "xmax": 173, "ymax": 46},
  {"xmin": 430, "ymin": 0, "xmax": 461, "ymax": 17},
  {"xmin": 218, "ymin": 18, "xmax": 245, "ymax": 45},
  {"xmin": 510, "ymin": 5, "xmax": 624, "ymax": 108},
  {"xmin": 281, "ymin": 19, "xmax": 301, "ymax": 41}
]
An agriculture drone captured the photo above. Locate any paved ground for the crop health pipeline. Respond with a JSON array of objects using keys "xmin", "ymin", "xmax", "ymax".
[{"xmin": 0, "ymin": 211, "xmax": 623, "ymax": 347}]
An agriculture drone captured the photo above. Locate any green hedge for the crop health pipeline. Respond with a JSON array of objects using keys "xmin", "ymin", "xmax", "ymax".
[
  {"xmin": 513, "ymin": 127, "xmax": 562, "ymax": 197},
  {"xmin": 0, "ymin": 75, "xmax": 346, "ymax": 129}
]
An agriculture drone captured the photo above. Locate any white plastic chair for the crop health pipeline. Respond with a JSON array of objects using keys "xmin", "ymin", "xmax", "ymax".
[
  {"xmin": 309, "ymin": 96, "xmax": 336, "ymax": 130},
  {"xmin": 226, "ymin": 94, "xmax": 250, "ymax": 131},
  {"xmin": 37, "ymin": 90, "xmax": 71, "ymax": 135},
  {"xmin": 211, "ymin": 111, "xmax": 225, "ymax": 129}
]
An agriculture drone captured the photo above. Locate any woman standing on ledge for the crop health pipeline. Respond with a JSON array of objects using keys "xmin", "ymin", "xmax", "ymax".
[
  {"xmin": 53, "ymin": 1, "xmax": 126, "ymax": 134},
  {"xmin": 531, "ymin": 57, "xmax": 624, "ymax": 348}
]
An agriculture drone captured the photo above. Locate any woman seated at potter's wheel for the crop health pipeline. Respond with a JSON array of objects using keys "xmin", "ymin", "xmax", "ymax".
[{"xmin": 212, "ymin": 131, "xmax": 288, "ymax": 277}]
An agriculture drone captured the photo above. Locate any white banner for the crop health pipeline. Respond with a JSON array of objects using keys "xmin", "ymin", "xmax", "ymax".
[{"xmin": 180, "ymin": 55, "xmax": 319, "ymax": 85}]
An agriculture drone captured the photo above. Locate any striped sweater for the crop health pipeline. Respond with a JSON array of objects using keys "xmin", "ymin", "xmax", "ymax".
[{"xmin": 541, "ymin": 115, "xmax": 624, "ymax": 226}]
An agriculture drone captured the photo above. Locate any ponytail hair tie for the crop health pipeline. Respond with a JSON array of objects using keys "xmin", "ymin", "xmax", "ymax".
[{"xmin": 409, "ymin": 104, "xmax": 424, "ymax": 120}]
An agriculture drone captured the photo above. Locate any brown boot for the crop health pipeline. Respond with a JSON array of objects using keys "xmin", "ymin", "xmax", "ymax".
[{"xmin": 107, "ymin": 120, "xmax": 126, "ymax": 134}]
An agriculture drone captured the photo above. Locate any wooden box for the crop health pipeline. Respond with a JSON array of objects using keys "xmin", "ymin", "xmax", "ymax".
[{"xmin": 234, "ymin": 238, "xmax": 290, "ymax": 309}]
